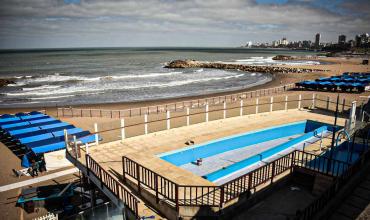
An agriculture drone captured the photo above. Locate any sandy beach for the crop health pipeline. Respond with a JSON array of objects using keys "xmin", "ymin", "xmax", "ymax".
[{"xmin": 0, "ymin": 56, "xmax": 369, "ymax": 115}]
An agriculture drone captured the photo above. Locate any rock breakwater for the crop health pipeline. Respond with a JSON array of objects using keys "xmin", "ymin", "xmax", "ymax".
[{"xmin": 165, "ymin": 59, "xmax": 326, "ymax": 74}]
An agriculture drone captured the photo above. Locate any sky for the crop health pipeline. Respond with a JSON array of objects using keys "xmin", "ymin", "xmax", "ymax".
[{"xmin": 0, "ymin": 0, "xmax": 369, "ymax": 49}]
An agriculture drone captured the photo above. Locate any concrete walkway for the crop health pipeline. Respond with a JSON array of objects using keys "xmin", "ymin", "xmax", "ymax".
[{"xmin": 0, "ymin": 168, "xmax": 78, "ymax": 192}]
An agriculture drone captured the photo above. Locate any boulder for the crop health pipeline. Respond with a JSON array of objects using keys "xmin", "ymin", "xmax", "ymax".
[{"xmin": 272, "ymin": 55, "xmax": 294, "ymax": 61}]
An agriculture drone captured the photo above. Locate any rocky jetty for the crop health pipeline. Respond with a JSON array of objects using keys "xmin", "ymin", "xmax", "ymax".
[
  {"xmin": 165, "ymin": 59, "xmax": 326, "ymax": 74},
  {"xmin": 0, "ymin": 78, "xmax": 15, "ymax": 87},
  {"xmin": 272, "ymin": 55, "xmax": 294, "ymax": 60}
]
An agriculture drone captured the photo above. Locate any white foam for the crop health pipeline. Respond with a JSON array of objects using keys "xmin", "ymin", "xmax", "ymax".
[
  {"xmin": 3, "ymin": 73, "xmax": 246, "ymax": 97},
  {"xmin": 22, "ymin": 85, "xmax": 61, "ymax": 91},
  {"xmin": 29, "ymin": 94, "xmax": 75, "ymax": 100}
]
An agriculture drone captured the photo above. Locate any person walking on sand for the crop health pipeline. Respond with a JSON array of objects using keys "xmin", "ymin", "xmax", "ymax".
[
  {"xmin": 39, "ymin": 156, "xmax": 47, "ymax": 174},
  {"xmin": 31, "ymin": 160, "xmax": 39, "ymax": 177}
]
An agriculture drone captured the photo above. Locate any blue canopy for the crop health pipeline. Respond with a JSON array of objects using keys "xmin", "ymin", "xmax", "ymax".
[{"xmin": 21, "ymin": 154, "xmax": 31, "ymax": 168}]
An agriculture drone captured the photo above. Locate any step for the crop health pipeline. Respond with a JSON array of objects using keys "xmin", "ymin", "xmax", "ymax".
[
  {"xmin": 329, "ymin": 212, "xmax": 352, "ymax": 220},
  {"xmin": 336, "ymin": 203, "xmax": 363, "ymax": 219}
]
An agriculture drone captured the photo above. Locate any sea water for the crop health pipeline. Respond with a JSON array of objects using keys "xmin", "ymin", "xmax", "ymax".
[{"xmin": 0, "ymin": 47, "xmax": 319, "ymax": 107}]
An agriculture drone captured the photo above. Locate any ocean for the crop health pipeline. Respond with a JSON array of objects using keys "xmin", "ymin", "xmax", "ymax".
[{"xmin": 0, "ymin": 48, "xmax": 319, "ymax": 108}]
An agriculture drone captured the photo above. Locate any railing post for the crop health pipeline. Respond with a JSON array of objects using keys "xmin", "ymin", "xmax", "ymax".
[
  {"xmin": 175, "ymin": 185, "xmax": 179, "ymax": 211},
  {"xmin": 348, "ymin": 101, "xmax": 357, "ymax": 131},
  {"xmin": 270, "ymin": 96, "xmax": 273, "ymax": 112},
  {"xmin": 240, "ymin": 99, "xmax": 243, "ymax": 116},
  {"xmin": 342, "ymin": 98, "xmax": 345, "ymax": 112},
  {"xmin": 205, "ymin": 103, "xmax": 209, "ymax": 122},
  {"xmin": 94, "ymin": 123, "xmax": 99, "ymax": 146},
  {"xmin": 298, "ymin": 94, "xmax": 302, "ymax": 109},
  {"xmin": 73, "ymin": 135, "xmax": 78, "ymax": 159},
  {"xmin": 220, "ymin": 186, "xmax": 225, "ymax": 208},
  {"xmin": 223, "ymin": 102, "xmax": 227, "ymax": 119},
  {"xmin": 122, "ymin": 157, "xmax": 126, "ymax": 183},
  {"xmin": 155, "ymin": 173, "xmax": 159, "ymax": 203},
  {"xmin": 186, "ymin": 107, "xmax": 190, "ymax": 126},
  {"xmin": 326, "ymin": 96, "xmax": 330, "ymax": 110},
  {"xmin": 271, "ymin": 161, "xmax": 276, "ymax": 184},
  {"xmin": 99, "ymin": 165, "xmax": 103, "ymax": 188},
  {"xmin": 85, "ymin": 154, "xmax": 90, "ymax": 176},
  {"xmin": 285, "ymin": 95, "xmax": 288, "ymax": 111},
  {"xmin": 166, "ymin": 110, "xmax": 170, "ymax": 130},
  {"xmin": 290, "ymin": 151, "xmax": 295, "ymax": 173},
  {"xmin": 144, "ymin": 114, "xmax": 148, "ymax": 135},
  {"xmin": 64, "ymin": 129, "xmax": 69, "ymax": 150},
  {"xmin": 256, "ymin": 98, "xmax": 259, "ymax": 114},
  {"xmin": 136, "ymin": 163, "xmax": 141, "ymax": 193}
]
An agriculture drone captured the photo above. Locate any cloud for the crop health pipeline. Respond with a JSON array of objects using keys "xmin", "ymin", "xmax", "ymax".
[{"xmin": 0, "ymin": 0, "xmax": 368, "ymax": 48}]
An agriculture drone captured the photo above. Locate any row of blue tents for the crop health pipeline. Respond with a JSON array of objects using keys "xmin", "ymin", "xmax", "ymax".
[
  {"xmin": 0, "ymin": 112, "xmax": 98, "ymax": 167},
  {"xmin": 296, "ymin": 73, "xmax": 370, "ymax": 93}
]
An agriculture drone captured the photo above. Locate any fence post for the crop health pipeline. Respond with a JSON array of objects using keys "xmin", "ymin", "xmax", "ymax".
[
  {"xmin": 240, "ymin": 100, "xmax": 243, "ymax": 116},
  {"xmin": 223, "ymin": 102, "xmax": 227, "ymax": 119},
  {"xmin": 64, "ymin": 129, "xmax": 69, "ymax": 151},
  {"xmin": 144, "ymin": 114, "xmax": 148, "ymax": 135},
  {"xmin": 312, "ymin": 93, "xmax": 316, "ymax": 108},
  {"xmin": 256, "ymin": 98, "xmax": 259, "ymax": 114},
  {"xmin": 186, "ymin": 107, "xmax": 190, "ymax": 126},
  {"xmin": 120, "ymin": 119, "xmax": 126, "ymax": 142},
  {"xmin": 166, "ymin": 110, "xmax": 170, "ymax": 130},
  {"xmin": 94, "ymin": 123, "xmax": 99, "ymax": 146},
  {"xmin": 298, "ymin": 94, "xmax": 302, "ymax": 109},
  {"xmin": 285, "ymin": 95, "xmax": 288, "ymax": 111},
  {"xmin": 270, "ymin": 96, "xmax": 273, "ymax": 112},
  {"xmin": 326, "ymin": 96, "xmax": 330, "ymax": 110},
  {"xmin": 206, "ymin": 103, "xmax": 209, "ymax": 122}
]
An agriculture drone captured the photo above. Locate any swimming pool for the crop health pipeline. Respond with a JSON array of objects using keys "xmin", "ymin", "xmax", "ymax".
[{"xmin": 158, "ymin": 120, "xmax": 336, "ymax": 183}]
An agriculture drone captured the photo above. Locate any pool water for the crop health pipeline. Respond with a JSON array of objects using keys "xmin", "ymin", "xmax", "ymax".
[{"xmin": 158, "ymin": 120, "xmax": 336, "ymax": 183}]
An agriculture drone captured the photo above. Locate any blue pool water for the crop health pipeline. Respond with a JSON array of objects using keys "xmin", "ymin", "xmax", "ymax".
[{"xmin": 159, "ymin": 120, "xmax": 336, "ymax": 182}]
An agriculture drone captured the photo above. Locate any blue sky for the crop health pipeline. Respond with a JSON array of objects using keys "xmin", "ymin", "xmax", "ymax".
[{"xmin": 0, "ymin": 0, "xmax": 368, "ymax": 49}]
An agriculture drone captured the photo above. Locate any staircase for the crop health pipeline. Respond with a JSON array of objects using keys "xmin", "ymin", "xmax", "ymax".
[
  {"xmin": 328, "ymin": 169, "xmax": 370, "ymax": 220},
  {"xmin": 312, "ymin": 173, "xmax": 333, "ymax": 196}
]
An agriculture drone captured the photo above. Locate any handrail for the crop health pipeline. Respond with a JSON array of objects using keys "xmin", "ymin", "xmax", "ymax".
[
  {"xmin": 86, "ymin": 154, "xmax": 140, "ymax": 218},
  {"xmin": 65, "ymin": 149, "xmax": 140, "ymax": 218},
  {"xmin": 121, "ymin": 149, "xmax": 352, "ymax": 210}
]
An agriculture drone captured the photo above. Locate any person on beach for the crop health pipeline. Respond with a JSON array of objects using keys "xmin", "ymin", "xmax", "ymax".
[
  {"xmin": 31, "ymin": 160, "xmax": 39, "ymax": 177},
  {"xmin": 39, "ymin": 156, "xmax": 47, "ymax": 173}
]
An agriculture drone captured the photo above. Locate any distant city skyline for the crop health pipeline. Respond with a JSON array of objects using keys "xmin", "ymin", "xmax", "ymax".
[{"xmin": 0, "ymin": 0, "xmax": 369, "ymax": 49}]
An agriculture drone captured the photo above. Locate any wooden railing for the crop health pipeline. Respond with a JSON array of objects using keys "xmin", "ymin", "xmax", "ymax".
[
  {"xmin": 66, "ymin": 149, "xmax": 140, "ymax": 218},
  {"xmin": 85, "ymin": 155, "xmax": 139, "ymax": 218},
  {"xmin": 121, "ymin": 150, "xmax": 351, "ymax": 210}
]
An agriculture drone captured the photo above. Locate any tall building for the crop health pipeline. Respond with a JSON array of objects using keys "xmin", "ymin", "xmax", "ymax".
[
  {"xmin": 338, "ymin": 35, "xmax": 346, "ymax": 45},
  {"xmin": 281, "ymin": 37, "xmax": 288, "ymax": 46},
  {"xmin": 355, "ymin": 35, "xmax": 362, "ymax": 47},
  {"xmin": 315, "ymin": 33, "xmax": 320, "ymax": 48}
]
